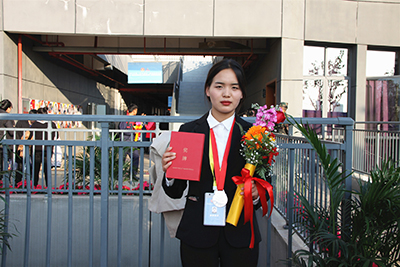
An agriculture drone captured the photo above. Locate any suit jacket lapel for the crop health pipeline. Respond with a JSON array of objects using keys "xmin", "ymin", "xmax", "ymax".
[
  {"xmin": 226, "ymin": 116, "xmax": 248, "ymax": 180},
  {"xmin": 193, "ymin": 113, "xmax": 212, "ymax": 178}
]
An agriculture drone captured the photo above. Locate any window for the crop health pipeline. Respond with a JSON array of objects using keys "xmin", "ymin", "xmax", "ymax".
[
  {"xmin": 366, "ymin": 50, "xmax": 396, "ymax": 77},
  {"xmin": 365, "ymin": 50, "xmax": 399, "ymax": 129},
  {"xmin": 303, "ymin": 46, "xmax": 349, "ymax": 119}
]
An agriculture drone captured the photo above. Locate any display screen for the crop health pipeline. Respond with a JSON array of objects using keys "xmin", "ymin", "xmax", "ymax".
[{"xmin": 128, "ymin": 62, "xmax": 163, "ymax": 84}]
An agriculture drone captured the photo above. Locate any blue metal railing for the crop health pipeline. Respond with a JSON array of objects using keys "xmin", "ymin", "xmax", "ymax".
[
  {"xmin": 274, "ymin": 117, "xmax": 354, "ymax": 261},
  {"xmin": 353, "ymin": 121, "xmax": 400, "ymax": 175},
  {"xmin": 0, "ymin": 114, "xmax": 354, "ymax": 267}
]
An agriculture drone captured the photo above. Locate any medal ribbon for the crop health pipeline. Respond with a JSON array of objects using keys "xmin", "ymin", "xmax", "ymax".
[{"xmin": 209, "ymin": 119, "xmax": 235, "ymax": 191}]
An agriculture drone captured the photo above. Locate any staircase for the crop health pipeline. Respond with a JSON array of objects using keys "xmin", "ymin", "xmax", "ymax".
[{"xmin": 177, "ymin": 57, "xmax": 214, "ymax": 116}]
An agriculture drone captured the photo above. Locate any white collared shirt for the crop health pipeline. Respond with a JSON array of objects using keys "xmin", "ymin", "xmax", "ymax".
[{"xmin": 207, "ymin": 111, "xmax": 235, "ymax": 167}]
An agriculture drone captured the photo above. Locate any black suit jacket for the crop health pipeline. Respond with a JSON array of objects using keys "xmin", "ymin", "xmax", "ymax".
[{"xmin": 162, "ymin": 113, "xmax": 261, "ymax": 248}]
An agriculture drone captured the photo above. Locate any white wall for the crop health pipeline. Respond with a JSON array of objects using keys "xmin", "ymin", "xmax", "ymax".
[{"xmin": 2, "ymin": 0, "xmax": 399, "ymax": 47}]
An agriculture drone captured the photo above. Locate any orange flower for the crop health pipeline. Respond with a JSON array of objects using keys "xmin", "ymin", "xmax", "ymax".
[
  {"xmin": 243, "ymin": 125, "xmax": 267, "ymax": 142},
  {"xmin": 243, "ymin": 125, "xmax": 267, "ymax": 149}
]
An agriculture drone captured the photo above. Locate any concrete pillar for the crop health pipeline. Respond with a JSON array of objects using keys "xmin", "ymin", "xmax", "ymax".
[
  {"xmin": 0, "ymin": 0, "xmax": 5, "ymax": 99},
  {"xmin": 0, "ymin": 32, "xmax": 18, "ymax": 105},
  {"xmin": 348, "ymin": 44, "xmax": 367, "ymax": 122},
  {"xmin": 280, "ymin": 0, "xmax": 305, "ymax": 118},
  {"xmin": 280, "ymin": 38, "xmax": 304, "ymax": 118},
  {"xmin": 0, "ymin": 32, "xmax": 4, "ymax": 100}
]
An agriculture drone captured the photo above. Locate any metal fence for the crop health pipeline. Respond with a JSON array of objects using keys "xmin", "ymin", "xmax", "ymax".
[
  {"xmin": 0, "ymin": 114, "xmax": 186, "ymax": 267},
  {"xmin": 0, "ymin": 114, "xmax": 354, "ymax": 266},
  {"xmin": 353, "ymin": 122, "xmax": 400, "ymax": 174},
  {"xmin": 273, "ymin": 118, "xmax": 354, "ymax": 260}
]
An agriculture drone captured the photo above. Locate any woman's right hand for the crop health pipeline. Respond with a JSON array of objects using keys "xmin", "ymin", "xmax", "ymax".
[{"xmin": 162, "ymin": 146, "xmax": 176, "ymax": 173}]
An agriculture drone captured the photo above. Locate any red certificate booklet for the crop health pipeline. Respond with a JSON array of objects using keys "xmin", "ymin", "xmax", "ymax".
[{"xmin": 166, "ymin": 131, "xmax": 205, "ymax": 181}]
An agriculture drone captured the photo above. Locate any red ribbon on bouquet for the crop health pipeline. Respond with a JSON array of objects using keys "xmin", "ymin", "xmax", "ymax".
[{"xmin": 231, "ymin": 168, "xmax": 274, "ymax": 249}]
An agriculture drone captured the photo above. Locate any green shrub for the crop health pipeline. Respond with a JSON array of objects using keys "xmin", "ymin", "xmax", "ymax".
[
  {"xmin": 67, "ymin": 134, "xmax": 137, "ymax": 189},
  {"xmin": 288, "ymin": 117, "xmax": 400, "ymax": 267}
]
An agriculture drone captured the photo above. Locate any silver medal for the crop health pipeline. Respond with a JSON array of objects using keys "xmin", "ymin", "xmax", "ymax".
[{"xmin": 212, "ymin": 190, "xmax": 228, "ymax": 208}]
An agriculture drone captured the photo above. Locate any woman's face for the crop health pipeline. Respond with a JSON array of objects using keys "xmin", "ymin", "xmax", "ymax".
[
  {"xmin": 128, "ymin": 108, "xmax": 138, "ymax": 116},
  {"xmin": 206, "ymin": 68, "xmax": 243, "ymax": 122},
  {"xmin": 6, "ymin": 106, "xmax": 12, "ymax": 113}
]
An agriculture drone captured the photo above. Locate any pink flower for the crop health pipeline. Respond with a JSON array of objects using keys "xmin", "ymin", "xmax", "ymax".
[{"xmin": 254, "ymin": 105, "xmax": 279, "ymax": 131}]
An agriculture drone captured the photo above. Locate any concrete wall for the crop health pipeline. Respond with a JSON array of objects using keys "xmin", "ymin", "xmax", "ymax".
[
  {"xmin": 305, "ymin": 0, "xmax": 400, "ymax": 46},
  {"xmin": 0, "ymin": 32, "xmax": 125, "ymax": 115},
  {"xmin": 1, "ymin": 0, "xmax": 398, "ymax": 47},
  {"xmin": 244, "ymin": 39, "xmax": 281, "ymax": 111},
  {"xmin": 1, "ymin": 0, "xmax": 282, "ymax": 37}
]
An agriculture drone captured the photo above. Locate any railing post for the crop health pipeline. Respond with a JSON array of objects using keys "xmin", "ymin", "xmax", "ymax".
[
  {"xmin": 342, "ymin": 121, "xmax": 354, "ymax": 241},
  {"xmin": 287, "ymin": 148, "xmax": 295, "ymax": 265},
  {"xmin": 1, "ymin": 149, "xmax": 10, "ymax": 267},
  {"xmin": 100, "ymin": 122, "xmax": 110, "ymax": 267},
  {"xmin": 266, "ymin": 210, "xmax": 272, "ymax": 267},
  {"xmin": 376, "ymin": 124, "xmax": 381, "ymax": 169}
]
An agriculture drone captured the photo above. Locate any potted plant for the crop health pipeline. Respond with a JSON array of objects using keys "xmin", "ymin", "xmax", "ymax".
[
  {"xmin": 67, "ymin": 134, "xmax": 136, "ymax": 190},
  {"xmin": 288, "ymin": 118, "xmax": 400, "ymax": 267}
]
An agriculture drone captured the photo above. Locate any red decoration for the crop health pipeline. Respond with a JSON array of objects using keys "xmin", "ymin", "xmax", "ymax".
[
  {"xmin": 276, "ymin": 110, "xmax": 286, "ymax": 124},
  {"xmin": 231, "ymin": 168, "xmax": 274, "ymax": 248}
]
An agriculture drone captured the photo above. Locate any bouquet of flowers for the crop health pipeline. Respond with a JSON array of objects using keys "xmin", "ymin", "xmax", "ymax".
[
  {"xmin": 133, "ymin": 122, "xmax": 143, "ymax": 141},
  {"xmin": 226, "ymin": 103, "xmax": 286, "ymax": 248}
]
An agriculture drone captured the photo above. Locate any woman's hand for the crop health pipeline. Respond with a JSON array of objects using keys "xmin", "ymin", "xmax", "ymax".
[
  {"xmin": 251, "ymin": 180, "xmax": 259, "ymax": 200},
  {"xmin": 240, "ymin": 180, "xmax": 260, "ymax": 200},
  {"xmin": 162, "ymin": 146, "xmax": 176, "ymax": 173}
]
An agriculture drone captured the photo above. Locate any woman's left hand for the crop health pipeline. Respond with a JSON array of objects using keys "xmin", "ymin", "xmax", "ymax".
[
  {"xmin": 251, "ymin": 180, "xmax": 259, "ymax": 200},
  {"xmin": 240, "ymin": 180, "xmax": 259, "ymax": 200}
]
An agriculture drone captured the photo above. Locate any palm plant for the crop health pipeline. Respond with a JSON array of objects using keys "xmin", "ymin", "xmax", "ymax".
[
  {"xmin": 351, "ymin": 160, "xmax": 400, "ymax": 266},
  {"xmin": 0, "ymin": 152, "xmax": 17, "ymax": 253},
  {"xmin": 287, "ymin": 117, "xmax": 400, "ymax": 267},
  {"xmin": 67, "ymin": 134, "xmax": 137, "ymax": 189},
  {"xmin": 0, "ymin": 187, "xmax": 14, "ymax": 254}
]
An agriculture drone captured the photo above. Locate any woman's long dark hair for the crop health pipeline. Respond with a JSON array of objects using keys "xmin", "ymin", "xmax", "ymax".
[
  {"xmin": 0, "ymin": 99, "xmax": 13, "ymax": 111},
  {"xmin": 204, "ymin": 59, "xmax": 247, "ymax": 104}
]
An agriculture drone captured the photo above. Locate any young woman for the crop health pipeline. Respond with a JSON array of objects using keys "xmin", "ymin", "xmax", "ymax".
[
  {"xmin": 0, "ymin": 99, "xmax": 14, "ymax": 140},
  {"xmin": 162, "ymin": 59, "xmax": 262, "ymax": 267},
  {"xmin": 31, "ymin": 107, "xmax": 58, "ymax": 187},
  {"xmin": 118, "ymin": 103, "xmax": 140, "ymax": 176},
  {"xmin": 0, "ymin": 99, "xmax": 15, "ymax": 174}
]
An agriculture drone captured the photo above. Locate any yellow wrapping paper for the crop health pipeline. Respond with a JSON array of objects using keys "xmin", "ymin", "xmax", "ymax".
[{"xmin": 226, "ymin": 163, "xmax": 255, "ymax": 226}]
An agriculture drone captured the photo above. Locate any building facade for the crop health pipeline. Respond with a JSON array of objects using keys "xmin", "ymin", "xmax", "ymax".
[{"xmin": 0, "ymin": 0, "xmax": 399, "ymax": 122}]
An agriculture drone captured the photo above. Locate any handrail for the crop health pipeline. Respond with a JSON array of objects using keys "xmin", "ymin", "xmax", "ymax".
[{"xmin": 0, "ymin": 113, "xmax": 355, "ymax": 125}]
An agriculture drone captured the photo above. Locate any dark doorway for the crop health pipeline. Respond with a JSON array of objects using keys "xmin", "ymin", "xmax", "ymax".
[{"xmin": 265, "ymin": 79, "xmax": 276, "ymax": 107}]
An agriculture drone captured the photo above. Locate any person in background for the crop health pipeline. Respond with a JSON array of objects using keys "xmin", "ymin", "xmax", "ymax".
[
  {"xmin": 14, "ymin": 109, "xmax": 36, "ymax": 185},
  {"xmin": 0, "ymin": 99, "xmax": 15, "ymax": 175},
  {"xmin": 31, "ymin": 107, "xmax": 57, "ymax": 187},
  {"xmin": 143, "ymin": 118, "xmax": 156, "ymax": 141},
  {"xmin": 119, "ymin": 103, "xmax": 140, "ymax": 177},
  {"xmin": 275, "ymin": 102, "xmax": 289, "ymax": 135},
  {"xmin": 246, "ymin": 108, "xmax": 256, "ymax": 117},
  {"xmin": 162, "ymin": 59, "xmax": 263, "ymax": 267}
]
